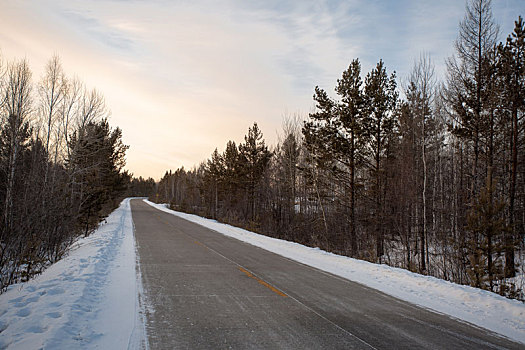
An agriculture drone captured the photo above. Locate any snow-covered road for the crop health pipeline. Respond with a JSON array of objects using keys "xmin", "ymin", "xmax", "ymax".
[{"xmin": 0, "ymin": 198, "xmax": 146, "ymax": 349}]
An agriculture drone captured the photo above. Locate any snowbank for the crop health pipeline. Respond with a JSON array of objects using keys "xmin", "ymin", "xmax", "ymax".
[
  {"xmin": 0, "ymin": 198, "xmax": 146, "ymax": 349},
  {"xmin": 144, "ymin": 200, "xmax": 525, "ymax": 344}
]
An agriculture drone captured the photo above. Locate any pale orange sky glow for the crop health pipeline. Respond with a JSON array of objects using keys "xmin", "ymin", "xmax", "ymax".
[{"xmin": 1, "ymin": 0, "xmax": 523, "ymax": 179}]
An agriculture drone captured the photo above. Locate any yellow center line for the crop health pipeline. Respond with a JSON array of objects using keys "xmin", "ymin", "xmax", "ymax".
[
  {"xmin": 153, "ymin": 211, "xmax": 287, "ymax": 298},
  {"xmin": 239, "ymin": 267, "xmax": 287, "ymax": 297}
]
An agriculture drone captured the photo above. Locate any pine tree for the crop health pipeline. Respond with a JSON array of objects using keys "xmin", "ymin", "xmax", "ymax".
[
  {"xmin": 222, "ymin": 140, "xmax": 241, "ymax": 216},
  {"xmin": 238, "ymin": 123, "xmax": 272, "ymax": 223},
  {"xmin": 466, "ymin": 171, "xmax": 508, "ymax": 291},
  {"xmin": 445, "ymin": 0, "xmax": 499, "ymax": 202},
  {"xmin": 363, "ymin": 59, "xmax": 398, "ymax": 263},
  {"xmin": 303, "ymin": 59, "xmax": 367, "ymax": 256},
  {"xmin": 67, "ymin": 119, "xmax": 128, "ymax": 235},
  {"xmin": 204, "ymin": 148, "xmax": 223, "ymax": 219},
  {"xmin": 496, "ymin": 16, "xmax": 525, "ymax": 277}
]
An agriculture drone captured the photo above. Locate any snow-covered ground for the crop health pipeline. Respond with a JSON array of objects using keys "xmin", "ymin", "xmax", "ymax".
[
  {"xmin": 0, "ymin": 198, "xmax": 146, "ymax": 349},
  {"xmin": 145, "ymin": 199, "xmax": 525, "ymax": 345}
]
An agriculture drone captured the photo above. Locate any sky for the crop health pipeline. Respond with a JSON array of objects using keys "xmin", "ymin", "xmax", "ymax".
[{"xmin": 1, "ymin": 0, "xmax": 523, "ymax": 179}]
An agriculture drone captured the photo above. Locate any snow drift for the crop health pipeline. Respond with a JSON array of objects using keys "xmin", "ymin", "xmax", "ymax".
[{"xmin": 0, "ymin": 198, "xmax": 146, "ymax": 349}]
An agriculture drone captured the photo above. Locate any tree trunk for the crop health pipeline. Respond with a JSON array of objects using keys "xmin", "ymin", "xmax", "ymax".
[
  {"xmin": 350, "ymin": 132, "xmax": 357, "ymax": 256},
  {"xmin": 421, "ymin": 110, "xmax": 427, "ymax": 273},
  {"xmin": 505, "ymin": 106, "xmax": 518, "ymax": 277}
]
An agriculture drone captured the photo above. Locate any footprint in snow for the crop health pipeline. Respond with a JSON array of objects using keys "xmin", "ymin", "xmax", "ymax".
[
  {"xmin": 27, "ymin": 324, "xmax": 48, "ymax": 333},
  {"xmin": 26, "ymin": 295, "xmax": 40, "ymax": 303},
  {"xmin": 38, "ymin": 282, "xmax": 58, "ymax": 290},
  {"xmin": 13, "ymin": 301, "xmax": 29, "ymax": 308},
  {"xmin": 45, "ymin": 311, "xmax": 62, "ymax": 319},
  {"xmin": 79, "ymin": 258, "xmax": 89, "ymax": 268},
  {"xmin": 72, "ymin": 304, "xmax": 92, "ymax": 312},
  {"xmin": 8, "ymin": 296, "xmax": 24, "ymax": 304},
  {"xmin": 16, "ymin": 308, "xmax": 31, "ymax": 317},
  {"xmin": 48, "ymin": 287, "xmax": 65, "ymax": 295}
]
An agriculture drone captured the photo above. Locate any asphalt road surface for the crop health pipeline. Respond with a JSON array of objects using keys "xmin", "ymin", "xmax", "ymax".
[{"xmin": 131, "ymin": 199, "xmax": 521, "ymax": 349}]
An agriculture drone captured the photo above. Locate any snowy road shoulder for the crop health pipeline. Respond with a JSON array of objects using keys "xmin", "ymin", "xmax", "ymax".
[
  {"xmin": 0, "ymin": 198, "xmax": 146, "ymax": 349},
  {"xmin": 144, "ymin": 200, "xmax": 525, "ymax": 345}
]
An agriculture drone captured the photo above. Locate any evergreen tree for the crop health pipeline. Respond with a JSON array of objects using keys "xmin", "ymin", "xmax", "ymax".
[
  {"xmin": 204, "ymin": 148, "xmax": 223, "ymax": 219},
  {"xmin": 238, "ymin": 123, "xmax": 272, "ymax": 223},
  {"xmin": 363, "ymin": 59, "xmax": 398, "ymax": 263},
  {"xmin": 496, "ymin": 16, "xmax": 525, "ymax": 277},
  {"xmin": 466, "ymin": 171, "xmax": 508, "ymax": 291},
  {"xmin": 67, "ymin": 119, "xmax": 128, "ymax": 235},
  {"xmin": 445, "ymin": 0, "xmax": 499, "ymax": 201},
  {"xmin": 222, "ymin": 140, "xmax": 242, "ymax": 216},
  {"xmin": 303, "ymin": 59, "xmax": 367, "ymax": 256}
]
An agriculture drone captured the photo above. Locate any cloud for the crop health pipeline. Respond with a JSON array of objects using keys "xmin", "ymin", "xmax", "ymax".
[
  {"xmin": 58, "ymin": 10, "xmax": 136, "ymax": 52},
  {"xmin": 0, "ymin": 0, "xmax": 523, "ymax": 179}
]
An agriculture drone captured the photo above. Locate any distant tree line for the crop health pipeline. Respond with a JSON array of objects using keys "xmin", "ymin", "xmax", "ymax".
[
  {"xmin": 153, "ymin": 1, "xmax": 524, "ymax": 300},
  {"xmin": 128, "ymin": 176, "xmax": 156, "ymax": 198},
  {"xmin": 0, "ymin": 54, "xmax": 129, "ymax": 291}
]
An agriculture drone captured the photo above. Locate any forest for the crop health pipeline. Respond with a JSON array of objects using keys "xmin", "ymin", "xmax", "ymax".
[
  {"xmin": 149, "ymin": 1, "xmax": 525, "ymax": 300},
  {"xmin": 0, "ymin": 54, "xmax": 129, "ymax": 291}
]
